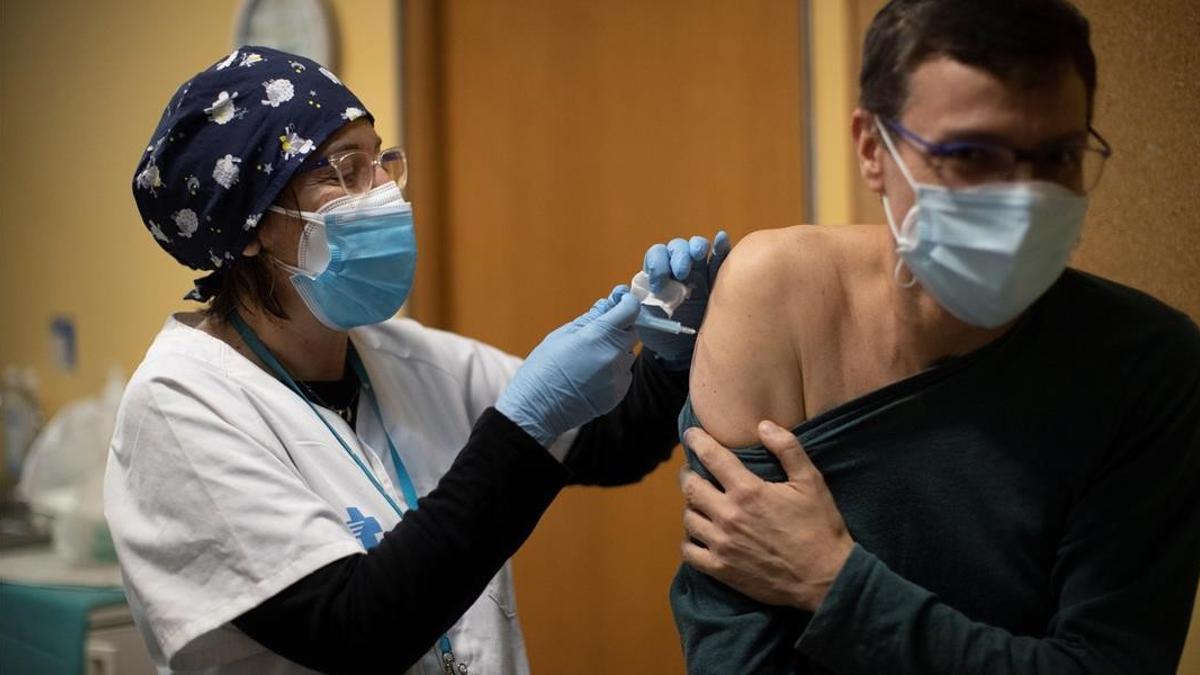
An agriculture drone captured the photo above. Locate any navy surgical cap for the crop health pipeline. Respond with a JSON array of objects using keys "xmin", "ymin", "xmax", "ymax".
[{"xmin": 132, "ymin": 46, "xmax": 373, "ymax": 300}]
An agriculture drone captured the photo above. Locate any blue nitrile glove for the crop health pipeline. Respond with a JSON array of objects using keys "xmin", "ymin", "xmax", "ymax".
[
  {"xmin": 496, "ymin": 286, "xmax": 641, "ymax": 447},
  {"xmin": 638, "ymin": 231, "xmax": 731, "ymax": 367}
]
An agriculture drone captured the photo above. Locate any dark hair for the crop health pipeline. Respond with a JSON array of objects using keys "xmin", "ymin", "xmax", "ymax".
[
  {"xmin": 205, "ymin": 184, "xmax": 305, "ymax": 323},
  {"xmin": 207, "ymin": 254, "xmax": 288, "ymax": 322},
  {"xmin": 860, "ymin": 0, "xmax": 1097, "ymax": 121}
]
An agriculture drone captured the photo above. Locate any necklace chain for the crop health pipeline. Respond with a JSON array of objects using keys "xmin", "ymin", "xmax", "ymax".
[{"xmin": 296, "ymin": 376, "xmax": 360, "ymax": 424}]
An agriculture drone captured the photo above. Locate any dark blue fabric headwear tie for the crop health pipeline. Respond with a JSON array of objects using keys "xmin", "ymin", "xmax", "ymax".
[{"xmin": 132, "ymin": 46, "xmax": 374, "ymax": 301}]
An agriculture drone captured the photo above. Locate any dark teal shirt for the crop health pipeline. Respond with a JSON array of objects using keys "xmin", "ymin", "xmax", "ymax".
[{"xmin": 671, "ymin": 269, "xmax": 1200, "ymax": 674}]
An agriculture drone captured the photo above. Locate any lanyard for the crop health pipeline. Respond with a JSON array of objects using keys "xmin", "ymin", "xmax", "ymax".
[
  {"xmin": 345, "ymin": 350, "xmax": 420, "ymax": 512},
  {"xmin": 230, "ymin": 312, "xmax": 414, "ymax": 514},
  {"xmin": 229, "ymin": 312, "xmax": 467, "ymax": 673}
]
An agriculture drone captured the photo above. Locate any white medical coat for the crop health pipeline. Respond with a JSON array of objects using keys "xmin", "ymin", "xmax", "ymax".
[{"xmin": 105, "ymin": 313, "xmax": 544, "ymax": 674}]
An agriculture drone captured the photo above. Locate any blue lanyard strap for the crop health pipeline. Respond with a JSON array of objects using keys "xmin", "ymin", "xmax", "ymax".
[
  {"xmin": 229, "ymin": 312, "xmax": 408, "ymax": 517},
  {"xmin": 229, "ymin": 312, "xmax": 460, "ymax": 666},
  {"xmin": 346, "ymin": 349, "xmax": 421, "ymax": 512}
]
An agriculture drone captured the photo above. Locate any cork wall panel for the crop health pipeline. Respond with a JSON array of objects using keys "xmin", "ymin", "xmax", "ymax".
[
  {"xmin": 1071, "ymin": 0, "xmax": 1200, "ymax": 322},
  {"xmin": 1073, "ymin": 4, "xmax": 1200, "ymax": 670}
]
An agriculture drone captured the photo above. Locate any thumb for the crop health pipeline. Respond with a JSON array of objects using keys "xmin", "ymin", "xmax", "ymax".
[
  {"xmin": 757, "ymin": 420, "xmax": 813, "ymax": 481},
  {"xmin": 592, "ymin": 291, "xmax": 641, "ymax": 331}
]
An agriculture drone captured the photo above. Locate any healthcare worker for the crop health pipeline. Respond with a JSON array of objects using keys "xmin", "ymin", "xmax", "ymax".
[{"xmin": 105, "ymin": 47, "xmax": 728, "ymax": 675}]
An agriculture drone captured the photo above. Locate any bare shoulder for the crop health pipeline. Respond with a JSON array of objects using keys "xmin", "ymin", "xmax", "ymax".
[
  {"xmin": 712, "ymin": 225, "xmax": 874, "ymax": 290},
  {"xmin": 689, "ymin": 225, "xmax": 880, "ymax": 447}
]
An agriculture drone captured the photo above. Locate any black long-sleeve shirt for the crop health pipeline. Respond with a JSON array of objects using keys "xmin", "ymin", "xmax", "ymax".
[
  {"xmin": 233, "ymin": 352, "xmax": 687, "ymax": 673},
  {"xmin": 672, "ymin": 269, "xmax": 1200, "ymax": 674}
]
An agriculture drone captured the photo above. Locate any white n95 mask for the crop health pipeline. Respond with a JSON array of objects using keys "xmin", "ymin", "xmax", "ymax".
[{"xmin": 876, "ymin": 119, "xmax": 1089, "ymax": 328}]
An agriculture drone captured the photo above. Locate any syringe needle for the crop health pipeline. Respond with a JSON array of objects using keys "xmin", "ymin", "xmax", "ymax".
[{"xmin": 634, "ymin": 311, "xmax": 697, "ymax": 335}]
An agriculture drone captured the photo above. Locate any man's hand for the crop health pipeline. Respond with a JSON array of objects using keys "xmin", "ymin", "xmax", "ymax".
[{"xmin": 680, "ymin": 421, "xmax": 854, "ymax": 612}]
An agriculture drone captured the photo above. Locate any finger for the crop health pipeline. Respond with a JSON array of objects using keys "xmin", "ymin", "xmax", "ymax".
[
  {"xmin": 709, "ymin": 230, "xmax": 731, "ymax": 282},
  {"xmin": 644, "ymin": 243, "xmax": 671, "ymax": 293},
  {"xmin": 592, "ymin": 291, "xmax": 641, "ymax": 331},
  {"xmin": 688, "ymin": 235, "xmax": 710, "ymax": 262},
  {"xmin": 577, "ymin": 285, "xmax": 632, "ymax": 328},
  {"xmin": 713, "ymin": 230, "xmax": 731, "ymax": 260},
  {"xmin": 684, "ymin": 427, "xmax": 757, "ymax": 494},
  {"xmin": 757, "ymin": 420, "xmax": 815, "ymax": 481},
  {"xmin": 679, "ymin": 464, "xmax": 727, "ymax": 514},
  {"xmin": 609, "ymin": 283, "xmax": 631, "ymax": 304},
  {"xmin": 682, "ymin": 508, "xmax": 721, "ymax": 548},
  {"xmin": 667, "ymin": 238, "xmax": 693, "ymax": 281},
  {"xmin": 681, "ymin": 539, "xmax": 722, "ymax": 576}
]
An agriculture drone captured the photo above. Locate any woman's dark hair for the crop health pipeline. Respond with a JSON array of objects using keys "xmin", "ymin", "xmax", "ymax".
[
  {"xmin": 207, "ymin": 254, "xmax": 288, "ymax": 322},
  {"xmin": 206, "ymin": 184, "xmax": 305, "ymax": 323},
  {"xmin": 860, "ymin": 0, "xmax": 1097, "ymax": 121}
]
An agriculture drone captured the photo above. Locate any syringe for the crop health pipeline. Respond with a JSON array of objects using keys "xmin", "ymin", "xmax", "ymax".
[{"xmin": 634, "ymin": 310, "xmax": 697, "ymax": 335}]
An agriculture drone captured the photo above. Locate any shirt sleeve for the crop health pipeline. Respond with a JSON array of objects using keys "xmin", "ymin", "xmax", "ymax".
[
  {"xmin": 231, "ymin": 351, "xmax": 689, "ymax": 670},
  {"xmin": 232, "ymin": 408, "xmax": 569, "ymax": 674},
  {"xmin": 563, "ymin": 350, "xmax": 690, "ymax": 486},
  {"xmin": 795, "ymin": 319, "xmax": 1200, "ymax": 675},
  {"xmin": 104, "ymin": 365, "xmax": 365, "ymax": 666}
]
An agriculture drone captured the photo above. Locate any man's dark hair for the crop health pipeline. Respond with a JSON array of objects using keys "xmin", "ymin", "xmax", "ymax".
[{"xmin": 860, "ymin": 0, "xmax": 1097, "ymax": 121}]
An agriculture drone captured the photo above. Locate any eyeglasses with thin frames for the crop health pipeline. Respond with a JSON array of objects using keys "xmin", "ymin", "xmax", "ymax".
[
  {"xmin": 302, "ymin": 146, "xmax": 408, "ymax": 198},
  {"xmin": 881, "ymin": 118, "xmax": 1112, "ymax": 194}
]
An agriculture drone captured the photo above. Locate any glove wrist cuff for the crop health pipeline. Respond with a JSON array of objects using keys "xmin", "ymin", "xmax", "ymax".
[{"xmin": 494, "ymin": 399, "xmax": 557, "ymax": 447}]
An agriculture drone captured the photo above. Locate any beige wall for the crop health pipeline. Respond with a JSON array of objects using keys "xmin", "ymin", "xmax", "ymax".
[{"xmin": 0, "ymin": 0, "xmax": 399, "ymax": 413}]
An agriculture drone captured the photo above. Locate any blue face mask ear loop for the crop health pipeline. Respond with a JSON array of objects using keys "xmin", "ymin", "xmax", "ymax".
[{"xmin": 875, "ymin": 119, "xmax": 920, "ymax": 290}]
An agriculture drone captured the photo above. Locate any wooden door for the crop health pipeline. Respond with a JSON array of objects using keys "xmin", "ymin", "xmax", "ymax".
[{"xmin": 404, "ymin": 1, "xmax": 809, "ymax": 672}]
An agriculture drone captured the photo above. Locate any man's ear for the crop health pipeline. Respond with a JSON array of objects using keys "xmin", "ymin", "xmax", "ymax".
[
  {"xmin": 242, "ymin": 238, "xmax": 262, "ymax": 257},
  {"xmin": 852, "ymin": 109, "xmax": 885, "ymax": 195}
]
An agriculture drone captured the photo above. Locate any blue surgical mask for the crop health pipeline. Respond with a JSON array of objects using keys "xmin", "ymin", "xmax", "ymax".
[
  {"xmin": 876, "ymin": 120, "xmax": 1089, "ymax": 328},
  {"xmin": 269, "ymin": 182, "xmax": 417, "ymax": 330}
]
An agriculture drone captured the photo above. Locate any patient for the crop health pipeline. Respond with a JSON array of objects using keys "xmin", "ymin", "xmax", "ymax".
[{"xmin": 671, "ymin": 1, "xmax": 1200, "ymax": 673}]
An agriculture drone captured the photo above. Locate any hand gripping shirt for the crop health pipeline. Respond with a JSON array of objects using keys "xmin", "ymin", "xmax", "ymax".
[{"xmin": 672, "ymin": 269, "xmax": 1200, "ymax": 674}]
